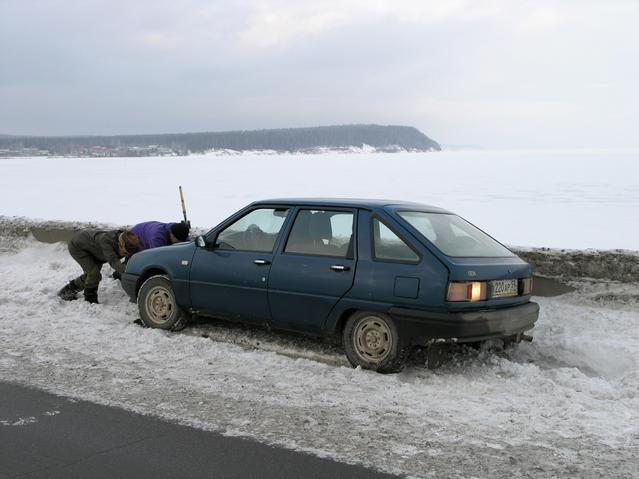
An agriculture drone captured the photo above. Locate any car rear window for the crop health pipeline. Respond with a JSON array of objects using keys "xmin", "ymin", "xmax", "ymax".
[
  {"xmin": 397, "ymin": 211, "xmax": 515, "ymax": 257},
  {"xmin": 284, "ymin": 209, "xmax": 354, "ymax": 258}
]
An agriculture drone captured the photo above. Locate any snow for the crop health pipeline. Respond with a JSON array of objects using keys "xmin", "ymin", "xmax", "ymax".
[
  {"xmin": 1, "ymin": 417, "xmax": 38, "ymax": 427},
  {"xmin": 0, "ymin": 148, "xmax": 637, "ymax": 250},
  {"xmin": 0, "ymin": 149, "xmax": 638, "ymax": 476},
  {"xmin": 0, "ymin": 234, "xmax": 637, "ymax": 477}
]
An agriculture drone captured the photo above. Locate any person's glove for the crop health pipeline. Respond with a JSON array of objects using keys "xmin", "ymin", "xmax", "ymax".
[{"xmin": 112, "ymin": 271, "xmax": 122, "ymax": 280}]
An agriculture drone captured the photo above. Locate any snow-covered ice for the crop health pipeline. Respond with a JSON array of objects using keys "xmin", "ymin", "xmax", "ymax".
[
  {"xmin": 0, "ymin": 236, "xmax": 637, "ymax": 478},
  {"xmin": 0, "ymin": 148, "xmax": 637, "ymax": 250}
]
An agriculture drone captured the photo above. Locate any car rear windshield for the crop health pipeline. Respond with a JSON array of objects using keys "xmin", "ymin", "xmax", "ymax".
[{"xmin": 397, "ymin": 211, "xmax": 515, "ymax": 257}]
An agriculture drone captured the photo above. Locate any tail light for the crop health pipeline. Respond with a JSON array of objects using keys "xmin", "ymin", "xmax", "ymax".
[
  {"xmin": 520, "ymin": 277, "xmax": 533, "ymax": 295},
  {"xmin": 447, "ymin": 281, "xmax": 487, "ymax": 302}
]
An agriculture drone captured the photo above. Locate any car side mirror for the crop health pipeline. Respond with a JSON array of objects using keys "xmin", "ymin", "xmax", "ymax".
[{"xmin": 196, "ymin": 235, "xmax": 207, "ymax": 248}]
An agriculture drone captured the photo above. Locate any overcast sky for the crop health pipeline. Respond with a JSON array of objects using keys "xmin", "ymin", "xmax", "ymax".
[{"xmin": 1, "ymin": 0, "xmax": 638, "ymax": 148}]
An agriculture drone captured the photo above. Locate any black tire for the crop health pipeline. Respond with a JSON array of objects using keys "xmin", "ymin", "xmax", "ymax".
[
  {"xmin": 137, "ymin": 275, "xmax": 189, "ymax": 331},
  {"xmin": 342, "ymin": 311, "xmax": 409, "ymax": 374}
]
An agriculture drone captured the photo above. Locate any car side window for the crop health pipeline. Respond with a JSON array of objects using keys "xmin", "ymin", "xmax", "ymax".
[
  {"xmin": 216, "ymin": 208, "xmax": 289, "ymax": 252},
  {"xmin": 284, "ymin": 210, "xmax": 354, "ymax": 258},
  {"xmin": 372, "ymin": 218, "xmax": 419, "ymax": 263}
]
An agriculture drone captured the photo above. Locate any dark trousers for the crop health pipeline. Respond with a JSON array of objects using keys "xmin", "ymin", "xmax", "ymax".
[{"xmin": 68, "ymin": 240, "xmax": 103, "ymax": 290}]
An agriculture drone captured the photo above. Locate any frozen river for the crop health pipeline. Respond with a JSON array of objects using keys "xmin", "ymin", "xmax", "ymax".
[{"xmin": 0, "ymin": 148, "xmax": 637, "ymax": 250}]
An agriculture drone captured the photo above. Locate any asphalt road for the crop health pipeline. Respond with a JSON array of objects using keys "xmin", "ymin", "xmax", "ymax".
[{"xmin": 0, "ymin": 381, "xmax": 399, "ymax": 479}]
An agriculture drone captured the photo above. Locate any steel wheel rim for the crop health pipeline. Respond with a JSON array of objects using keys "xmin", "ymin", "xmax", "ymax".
[
  {"xmin": 145, "ymin": 285, "xmax": 175, "ymax": 325},
  {"xmin": 353, "ymin": 316, "xmax": 393, "ymax": 364}
]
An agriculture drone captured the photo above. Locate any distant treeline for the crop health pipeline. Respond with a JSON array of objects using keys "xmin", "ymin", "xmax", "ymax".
[{"xmin": 0, "ymin": 124, "xmax": 441, "ymax": 155}]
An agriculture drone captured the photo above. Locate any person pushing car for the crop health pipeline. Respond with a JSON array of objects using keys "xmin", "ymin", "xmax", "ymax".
[
  {"xmin": 109, "ymin": 221, "xmax": 189, "ymax": 283},
  {"xmin": 58, "ymin": 229, "xmax": 139, "ymax": 304}
]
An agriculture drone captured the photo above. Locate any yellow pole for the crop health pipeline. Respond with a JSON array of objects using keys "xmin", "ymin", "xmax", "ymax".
[{"xmin": 179, "ymin": 186, "xmax": 188, "ymax": 224}]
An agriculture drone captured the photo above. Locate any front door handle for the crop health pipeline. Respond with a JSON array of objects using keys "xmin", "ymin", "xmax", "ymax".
[
  {"xmin": 253, "ymin": 259, "xmax": 271, "ymax": 266},
  {"xmin": 330, "ymin": 264, "xmax": 350, "ymax": 272}
]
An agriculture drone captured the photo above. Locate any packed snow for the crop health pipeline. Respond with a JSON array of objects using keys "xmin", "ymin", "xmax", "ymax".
[
  {"xmin": 0, "ymin": 231, "xmax": 638, "ymax": 478},
  {"xmin": 0, "ymin": 149, "xmax": 638, "ymax": 477},
  {"xmin": 0, "ymin": 148, "xmax": 637, "ymax": 250}
]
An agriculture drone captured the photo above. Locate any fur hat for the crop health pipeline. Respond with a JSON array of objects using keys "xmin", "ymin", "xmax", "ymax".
[{"xmin": 170, "ymin": 222, "xmax": 190, "ymax": 241}]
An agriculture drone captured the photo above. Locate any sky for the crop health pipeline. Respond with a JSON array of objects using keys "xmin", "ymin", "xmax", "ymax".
[{"xmin": 1, "ymin": 0, "xmax": 638, "ymax": 148}]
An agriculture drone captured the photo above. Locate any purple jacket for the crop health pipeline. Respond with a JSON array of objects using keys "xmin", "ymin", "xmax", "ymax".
[{"xmin": 130, "ymin": 221, "xmax": 175, "ymax": 251}]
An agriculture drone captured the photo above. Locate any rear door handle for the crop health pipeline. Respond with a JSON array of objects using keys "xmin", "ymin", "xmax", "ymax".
[
  {"xmin": 253, "ymin": 259, "xmax": 271, "ymax": 266},
  {"xmin": 330, "ymin": 265, "xmax": 350, "ymax": 272}
]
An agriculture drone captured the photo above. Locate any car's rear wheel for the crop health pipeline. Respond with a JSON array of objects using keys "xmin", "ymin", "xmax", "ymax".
[
  {"xmin": 342, "ymin": 311, "xmax": 409, "ymax": 373},
  {"xmin": 137, "ymin": 275, "xmax": 189, "ymax": 331}
]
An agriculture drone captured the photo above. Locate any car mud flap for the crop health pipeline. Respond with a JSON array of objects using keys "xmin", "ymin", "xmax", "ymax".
[{"xmin": 426, "ymin": 342, "xmax": 448, "ymax": 369}]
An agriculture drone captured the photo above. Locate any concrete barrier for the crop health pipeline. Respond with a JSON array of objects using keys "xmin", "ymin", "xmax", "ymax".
[
  {"xmin": 2, "ymin": 216, "xmax": 638, "ymax": 283},
  {"xmin": 514, "ymin": 248, "xmax": 639, "ymax": 284}
]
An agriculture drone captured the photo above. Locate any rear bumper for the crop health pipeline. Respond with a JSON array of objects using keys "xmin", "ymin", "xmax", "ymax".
[
  {"xmin": 389, "ymin": 301, "xmax": 539, "ymax": 345},
  {"xmin": 121, "ymin": 273, "xmax": 138, "ymax": 303}
]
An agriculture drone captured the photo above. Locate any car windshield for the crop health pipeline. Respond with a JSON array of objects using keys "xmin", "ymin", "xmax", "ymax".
[{"xmin": 397, "ymin": 211, "xmax": 515, "ymax": 257}]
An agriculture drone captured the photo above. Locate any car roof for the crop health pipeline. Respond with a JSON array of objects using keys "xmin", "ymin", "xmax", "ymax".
[{"xmin": 253, "ymin": 198, "xmax": 452, "ymax": 213}]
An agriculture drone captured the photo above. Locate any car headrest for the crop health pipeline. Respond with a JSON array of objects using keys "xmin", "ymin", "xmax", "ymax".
[{"xmin": 308, "ymin": 212, "xmax": 332, "ymax": 240}]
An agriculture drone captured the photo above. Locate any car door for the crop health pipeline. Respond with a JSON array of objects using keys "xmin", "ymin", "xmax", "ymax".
[
  {"xmin": 267, "ymin": 207, "xmax": 357, "ymax": 333},
  {"xmin": 189, "ymin": 207, "xmax": 291, "ymax": 324}
]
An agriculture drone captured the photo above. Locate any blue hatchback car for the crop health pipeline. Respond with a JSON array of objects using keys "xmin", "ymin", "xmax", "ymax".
[{"xmin": 122, "ymin": 199, "xmax": 539, "ymax": 373}]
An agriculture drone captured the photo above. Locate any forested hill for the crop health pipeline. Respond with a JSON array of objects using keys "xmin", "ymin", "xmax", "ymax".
[{"xmin": 0, "ymin": 125, "xmax": 441, "ymax": 156}]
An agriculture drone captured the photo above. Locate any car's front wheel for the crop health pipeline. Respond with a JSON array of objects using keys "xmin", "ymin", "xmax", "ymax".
[
  {"xmin": 342, "ymin": 311, "xmax": 409, "ymax": 373},
  {"xmin": 137, "ymin": 275, "xmax": 189, "ymax": 331}
]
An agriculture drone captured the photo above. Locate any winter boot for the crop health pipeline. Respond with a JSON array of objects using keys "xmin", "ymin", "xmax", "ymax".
[
  {"xmin": 83, "ymin": 287, "xmax": 99, "ymax": 304},
  {"xmin": 58, "ymin": 281, "xmax": 81, "ymax": 301}
]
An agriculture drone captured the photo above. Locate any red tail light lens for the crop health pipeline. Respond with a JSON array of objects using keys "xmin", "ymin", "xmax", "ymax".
[{"xmin": 447, "ymin": 282, "xmax": 487, "ymax": 302}]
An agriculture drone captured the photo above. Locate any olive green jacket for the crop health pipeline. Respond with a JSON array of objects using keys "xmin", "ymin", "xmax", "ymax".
[{"xmin": 70, "ymin": 230, "xmax": 126, "ymax": 273}]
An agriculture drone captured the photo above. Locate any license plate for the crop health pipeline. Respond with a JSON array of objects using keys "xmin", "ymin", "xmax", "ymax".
[{"xmin": 490, "ymin": 279, "xmax": 518, "ymax": 298}]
